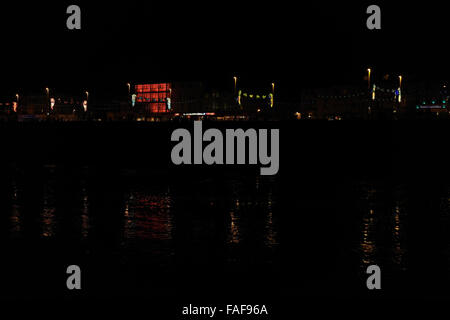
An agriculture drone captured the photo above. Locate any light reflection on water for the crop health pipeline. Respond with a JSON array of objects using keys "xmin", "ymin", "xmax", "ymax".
[
  {"xmin": 357, "ymin": 183, "xmax": 379, "ymax": 270},
  {"xmin": 80, "ymin": 185, "xmax": 90, "ymax": 239},
  {"xmin": 360, "ymin": 208, "xmax": 377, "ymax": 267},
  {"xmin": 226, "ymin": 177, "xmax": 278, "ymax": 249},
  {"xmin": 264, "ymin": 191, "xmax": 278, "ymax": 248},
  {"xmin": 10, "ymin": 180, "xmax": 22, "ymax": 237},
  {"xmin": 228, "ymin": 210, "xmax": 240, "ymax": 245},
  {"xmin": 41, "ymin": 181, "xmax": 56, "ymax": 238},
  {"xmin": 4, "ymin": 166, "xmax": 280, "ymax": 270},
  {"xmin": 122, "ymin": 190, "xmax": 174, "ymax": 241},
  {"xmin": 357, "ymin": 183, "xmax": 408, "ymax": 273},
  {"xmin": 392, "ymin": 202, "xmax": 406, "ymax": 270}
]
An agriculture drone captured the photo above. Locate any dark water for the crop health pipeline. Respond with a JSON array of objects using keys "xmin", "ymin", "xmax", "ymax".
[
  {"xmin": 0, "ymin": 164, "xmax": 280, "ymax": 299},
  {"xmin": 337, "ymin": 177, "xmax": 450, "ymax": 297},
  {"xmin": 0, "ymin": 121, "xmax": 449, "ymax": 303},
  {"xmin": 4, "ymin": 163, "xmax": 450, "ymax": 299}
]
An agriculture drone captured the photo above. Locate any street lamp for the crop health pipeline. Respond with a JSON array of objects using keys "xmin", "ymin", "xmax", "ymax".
[
  {"xmin": 44, "ymin": 87, "xmax": 50, "ymax": 114},
  {"xmin": 233, "ymin": 76, "xmax": 237, "ymax": 94},
  {"xmin": 271, "ymin": 82, "xmax": 275, "ymax": 95},
  {"xmin": 397, "ymin": 75, "xmax": 403, "ymax": 104},
  {"xmin": 367, "ymin": 69, "xmax": 372, "ymax": 118},
  {"xmin": 14, "ymin": 94, "xmax": 19, "ymax": 113},
  {"xmin": 127, "ymin": 83, "xmax": 131, "ymax": 95},
  {"xmin": 85, "ymin": 91, "xmax": 89, "ymax": 100}
]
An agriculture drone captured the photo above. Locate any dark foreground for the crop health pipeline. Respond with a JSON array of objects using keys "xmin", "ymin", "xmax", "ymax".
[{"xmin": 0, "ymin": 121, "xmax": 449, "ymax": 313}]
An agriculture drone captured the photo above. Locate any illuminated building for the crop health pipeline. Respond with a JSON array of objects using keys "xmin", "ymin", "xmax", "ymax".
[
  {"xmin": 135, "ymin": 83, "xmax": 172, "ymax": 113},
  {"xmin": 133, "ymin": 82, "xmax": 205, "ymax": 116}
]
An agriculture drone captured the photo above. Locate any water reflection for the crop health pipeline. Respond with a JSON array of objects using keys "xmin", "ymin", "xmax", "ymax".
[
  {"xmin": 358, "ymin": 184, "xmax": 379, "ymax": 269},
  {"xmin": 357, "ymin": 183, "xmax": 410, "ymax": 272},
  {"xmin": 392, "ymin": 202, "xmax": 406, "ymax": 270},
  {"xmin": 4, "ymin": 164, "xmax": 280, "ymax": 275},
  {"xmin": 80, "ymin": 184, "xmax": 90, "ymax": 239},
  {"xmin": 360, "ymin": 208, "xmax": 377, "ymax": 267},
  {"xmin": 41, "ymin": 180, "xmax": 56, "ymax": 238},
  {"xmin": 226, "ymin": 178, "xmax": 278, "ymax": 249},
  {"xmin": 264, "ymin": 191, "xmax": 278, "ymax": 248},
  {"xmin": 10, "ymin": 180, "xmax": 22, "ymax": 237},
  {"xmin": 228, "ymin": 210, "xmax": 240, "ymax": 244},
  {"xmin": 122, "ymin": 190, "xmax": 174, "ymax": 241},
  {"xmin": 123, "ymin": 196, "xmax": 136, "ymax": 239}
]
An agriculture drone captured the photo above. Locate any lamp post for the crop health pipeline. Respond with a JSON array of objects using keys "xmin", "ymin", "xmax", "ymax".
[
  {"xmin": 233, "ymin": 76, "xmax": 237, "ymax": 95},
  {"xmin": 14, "ymin": 94, "xmax": 19, "ymax": 113},
  {"xmin": 398, "ymin": 75, "xmax": 403, "ymax": 104},
  {"xmin": 45, "ymin": 87, "xmax": 50, "ymax": 113},
  {"xmin": 271, "ymin": 83, "xmax": 275, "ymax": 108},
  {"xmin": 367, "ymin": 69, "xmax": 372, "ymax": 118}
]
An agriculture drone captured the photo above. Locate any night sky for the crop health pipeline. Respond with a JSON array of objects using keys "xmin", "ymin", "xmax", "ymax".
[{"xmin": 1, "ymin": 1, "xmax": 449, "ymax": 98}]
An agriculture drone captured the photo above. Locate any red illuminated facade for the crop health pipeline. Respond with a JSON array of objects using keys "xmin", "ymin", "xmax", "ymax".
[{"xmin": 135, "ymin": 83, "xmax": 171, "ymax": 113}]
